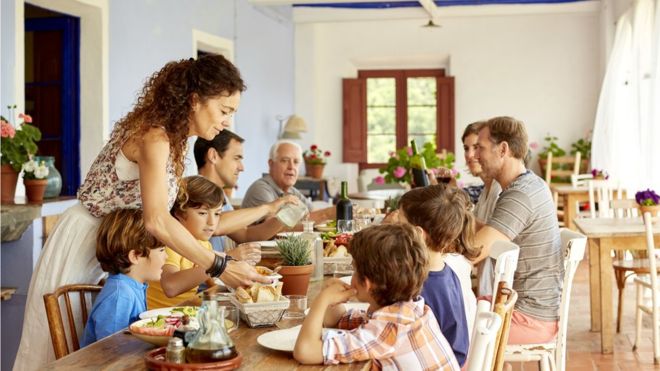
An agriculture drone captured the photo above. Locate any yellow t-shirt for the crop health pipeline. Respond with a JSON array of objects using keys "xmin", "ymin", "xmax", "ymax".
[{"xmin": 146, "ymin": 240, "xmax": 213, "ymax": 309}]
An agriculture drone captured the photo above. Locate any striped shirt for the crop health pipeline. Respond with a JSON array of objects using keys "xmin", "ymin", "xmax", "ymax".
[
  {"xmin": 487, "ymin": 170, "xmax": 563, "ymax": 321},
  {"xmin": 322, "ymin": 297, "xmax": 460, "ymax": 370}
]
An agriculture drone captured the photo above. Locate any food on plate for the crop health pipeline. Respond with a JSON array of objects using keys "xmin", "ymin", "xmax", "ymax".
[
  {"xmin": 130, "ymin": 314, "xmax": 197, "ymax": 337},
  {"xmin": 255, "ymin": 266, "xmax": 277, "ymax": 276},
  {"xmin": 323, "ymin": 240, "xmax": 349, "ymax": 257},
  {"xmin": 235, "ymin": 282, "xmax": 284, "ymax": 304},
  {"xmin": 170, "ymin": 306, "xmax": 197, "ymax": 317}
]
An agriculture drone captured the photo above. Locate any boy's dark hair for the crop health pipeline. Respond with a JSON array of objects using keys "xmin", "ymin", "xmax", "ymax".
[
  {"xmin": 171, "ymin": 175, "xmax": 224, "ymax": 216},
  {"xmin": 96, "ymin": 208, "xmax": 162, "ymax": 274},
  {"xmin": 348, "ymin": 223, "xmax": 429, "ymax": 307},
  {"xmin": 193, "ymin": 129, "xmax": 245, "ymax": 169},
  {"xmin": 400, "ymin": 184, "xmax": 480, "ymax": 259}
]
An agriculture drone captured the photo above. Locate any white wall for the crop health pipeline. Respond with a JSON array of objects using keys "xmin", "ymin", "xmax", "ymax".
[{"xmin": 294, "ymin": 3, "xmax": 603, "ymax": 190}]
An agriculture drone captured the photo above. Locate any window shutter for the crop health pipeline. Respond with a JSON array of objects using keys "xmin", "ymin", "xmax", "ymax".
[
  {"xmin": 342, "ymin": 78, "xmax": 367, "ymax": 163},
  {"xmin": 436, "ymin": 76, "xmax": 455, "ymax": 152}
]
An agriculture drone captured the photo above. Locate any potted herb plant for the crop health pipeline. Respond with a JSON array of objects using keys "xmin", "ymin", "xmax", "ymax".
[{"xmin": 276, "ymin": 235, "xmax": 314, "ymax": 296}]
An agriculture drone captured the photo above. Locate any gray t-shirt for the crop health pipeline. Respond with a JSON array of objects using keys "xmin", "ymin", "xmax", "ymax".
[
  {"xmin": 241, "ymin": 174, "xmax": 313, "ymax": 211},
  {"xmin": 487, "ymin": 170, "xmax": 563, "ymax": 321}
]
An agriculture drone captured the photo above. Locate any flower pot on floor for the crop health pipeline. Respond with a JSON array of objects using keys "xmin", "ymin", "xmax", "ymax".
[
  {"xmin": 305, "ymin": 163, "xmax": 325, "ymax": 179},
  {"xmin": 279, "ymin": 264, "xmax": 314, "ymax": 296},
  {"xmin": 1, "ymin": 164, "xmax": 18, "ymax": 203},
  {"xmin": 24, "ymin": 178, "xmax": 48, "ymax": 203}
]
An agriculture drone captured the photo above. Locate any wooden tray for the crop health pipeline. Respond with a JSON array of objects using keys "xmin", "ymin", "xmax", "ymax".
[{"xmin": 144, "ymin": 347, "xmax": 242, "ymax": 370}]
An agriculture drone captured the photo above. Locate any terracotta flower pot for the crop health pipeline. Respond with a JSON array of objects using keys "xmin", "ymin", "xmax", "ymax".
[
  {"xmin": 24, "ymin": 178, "xmax": 48, "ymax": 203},
  {"xmin": 639, "ymin": 204, "xmax": 660, "ymax": 217},
  {"xmin": 1, "ymin": 164, "xmax": 19, "ymax": 203},
  {"xmin": 305, "ymin": 163, "xmax": 325, "ymax": 179},
  {"xmin": 279, "ymin": 264, "xmax": 314, "ymax": 296}
]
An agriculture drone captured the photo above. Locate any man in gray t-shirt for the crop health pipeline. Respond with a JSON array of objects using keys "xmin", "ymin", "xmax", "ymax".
[
  {"xmin": 473, "ymin": 116, "xmax": 562, "ymax": 345},
  {"xmin": 242, "ymin": 140, "xmax": 335, "ymax": 224}
]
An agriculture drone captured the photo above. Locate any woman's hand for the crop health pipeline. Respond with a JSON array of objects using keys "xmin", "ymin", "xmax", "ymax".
[
  {"xmin": 220, "ymin": 259, "xmax": 272, "ymax": 288},
  {"xmin": 266, "ymin": 195, "xmax": 300, "ymax": 216},
  {"xmin": 226, "ymin": 242, "xmax": 261, "ymax": 265}
]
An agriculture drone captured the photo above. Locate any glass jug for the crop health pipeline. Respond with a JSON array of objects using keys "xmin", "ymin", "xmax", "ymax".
[{"xmin": 185, "ymin": 300, "xmax": 238, "ymax": 363}]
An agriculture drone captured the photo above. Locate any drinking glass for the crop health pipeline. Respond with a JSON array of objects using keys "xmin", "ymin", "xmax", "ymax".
[
  {"xmin": 283, "ymin": 295, "xmax": 307, "ymax": 319},
  {"xmin": 220, "ymin": 305, "xmax": 239, "ymax": 332},
  {"xmin": 354, "ymin": 216, "xmax": 372, "ymax": 232},
  {"xmin": 337, "ymin": 219, "xmax": 353, "ymax": 233}
]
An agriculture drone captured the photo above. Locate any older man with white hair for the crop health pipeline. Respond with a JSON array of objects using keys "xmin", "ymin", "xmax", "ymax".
[{"xmin": 242, "ymin": 140, "xmax": 335, "ymax": 224}]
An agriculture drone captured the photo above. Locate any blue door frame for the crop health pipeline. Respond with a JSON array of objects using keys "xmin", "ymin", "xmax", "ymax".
[{"xmin": 25, "ymin": 16, "xmax": 80, "ymax": 196}]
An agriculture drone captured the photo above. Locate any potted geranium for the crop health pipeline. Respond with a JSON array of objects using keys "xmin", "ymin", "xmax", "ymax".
[
  {"xmin": 1, "ymin": 106, "xmax": 41, "ymax": 203},
  {"xmin": 276, "ymin": 235, "xmax": 313, "ymax": 296},
  {"xmin": 635, "ymin": 189, "xmax": 660, "ymax": 217},
  {"xmin": 22, "ymin": 159, "xmax": 49, "ymax": 203},
  {"xmin": 303, "ymin": 144, "xmax": 330, "ymax": 179}
]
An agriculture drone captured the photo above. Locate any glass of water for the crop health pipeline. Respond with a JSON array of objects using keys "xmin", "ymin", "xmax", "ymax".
[{"xmin": 336, "ymin": 219, "xmax": 354, "ymax": 233}]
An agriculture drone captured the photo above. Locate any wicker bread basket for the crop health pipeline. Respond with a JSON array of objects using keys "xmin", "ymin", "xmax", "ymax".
[{"xmin": 229, "ymin": 295, "xmax": 289, "ymax": 328}]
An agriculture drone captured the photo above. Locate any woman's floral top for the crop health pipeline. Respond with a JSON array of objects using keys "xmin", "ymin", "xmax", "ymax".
[{"xmin": 77, "ymin": 127, "xmax": 178, "ymax": 218}]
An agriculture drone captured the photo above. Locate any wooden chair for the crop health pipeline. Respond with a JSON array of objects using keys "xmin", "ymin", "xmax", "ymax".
[
  {"xmin": 606, "ymin": 198, "xmax": 659, "ymax": 333},
  {"xmin": 43, "ymin": 284, "xmax": 102, "ymax": 359},
  {"xmin": 546, "ymin": 152, "xmax": 582, "ymax": 226},
  {"xmin": 504, "ymin": 228, "xmax": 587, "ymax": 371},
  {"xmin": 587, "ymin": 179, "xmax": 623, "ymax": 218},
  {"xmin": 545, "ymin": 152, "xmax": 581, "ymax": 185},
  {"xmin": 633, "ymin": 212, "xmax": 660, "ymax": 364},
  {"xmin": 466, "ymin": 300, "xmax": 503, "ymax": 371},
  {"xmin": 488, "ymin": 240, "xmax": 520, "ymax": 304},
  {"xmin": 491, "ymin": 284, "xmax": 518, "ymax": 371}
]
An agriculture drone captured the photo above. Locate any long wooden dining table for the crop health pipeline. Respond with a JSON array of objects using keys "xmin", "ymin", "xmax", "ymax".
[
  {"xmin": 44, "ymin": 280, "xmax": 370, "ymax": 370},
  {"xmin": 573, "ymin": 217, "xmax": 660, "ymax": 354},
  {"xmin": 549, "ymin": 183, "xmax": 590, "ymax": 231}
]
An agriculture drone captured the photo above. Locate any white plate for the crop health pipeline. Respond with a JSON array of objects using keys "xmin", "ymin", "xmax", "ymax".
[
  {"xmin": 276, "ymin": 231, "xmax": 303, "ymax": 238},
  {"xmin": 139, "ymin": 306, "xmax": 198, "ymax": 320},
  {"xmin": 257, "ymin": 326, "xmax": 336, "ymax": 352},
  {"xmin": 256, "ymin": 240, "xmax": 278, "ymax": 248}
]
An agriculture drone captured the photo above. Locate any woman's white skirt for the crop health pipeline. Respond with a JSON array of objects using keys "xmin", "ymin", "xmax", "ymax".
[{"xmin": 13, "ymin": 203, "xmax": 105, "ymax": 371}]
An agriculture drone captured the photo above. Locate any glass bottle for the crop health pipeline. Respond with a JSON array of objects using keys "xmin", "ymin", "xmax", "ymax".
[
  {"xmin": 301, "ymin": 221, "xmax": 323, "ymax": 281},
  {"xmin": 33, "ymin": 155, "xmax": 62, "ymax": 198},
  {"xmin": 336, "ymin": 181, "xmax": 353, "ymax": 229},
  {"xmin": 410, "ymin": 139, "xmax": 429, "ymax": 188},
  {"xmin": 185, "ymin": 300, "xmax": 237, "ymax": 363}
]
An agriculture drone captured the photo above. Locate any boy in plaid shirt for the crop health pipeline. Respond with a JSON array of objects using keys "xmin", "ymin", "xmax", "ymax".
[{"xmin": 294, "ymin": 224, "xmax": 460, "ymax": 370}]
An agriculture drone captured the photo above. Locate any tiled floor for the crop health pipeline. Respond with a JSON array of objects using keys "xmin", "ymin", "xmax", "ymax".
[{"xmin": 509, "ymin": 259, "xmax": 660, "ymax": 371}]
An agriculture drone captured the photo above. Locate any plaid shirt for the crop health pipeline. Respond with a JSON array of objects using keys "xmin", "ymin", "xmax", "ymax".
[{"xmin": 322, "ymin": 297, "xmax": 460, "ymax": 371}]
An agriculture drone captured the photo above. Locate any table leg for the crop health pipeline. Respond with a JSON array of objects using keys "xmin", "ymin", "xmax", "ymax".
[
  {"xmin": 599, "ymin": 238, "xmax": 614, "ymax": 354},
  {"xmin": 589, "ymin": 238, "xmax": 601, "ymax": 332},
  {"xmin": 564, "ymin": 194, "xmax": 576, "ymax": 230}
]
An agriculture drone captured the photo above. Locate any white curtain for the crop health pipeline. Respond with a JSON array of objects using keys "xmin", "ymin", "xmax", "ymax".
[{"xmin": 592, "ymin": 0, "xmax": 660, "ymax": 193}]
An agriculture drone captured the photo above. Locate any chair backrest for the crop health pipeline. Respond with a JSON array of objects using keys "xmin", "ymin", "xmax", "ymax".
[
  {"xmin": 43, "ymin": 284, "xmax": 102, "ymax": 359},
  {"xmin": 489, "ymin": 240, "xmax": 520, "ymax": 308},
  {"xmin": 570, "ymin": 173, "xmax": 593, "ymax": 188},
  {"xmin": 492, "ymin": 285, "xmax": 518, "ymax": 371},
  {"xmin": 588, "ymin": 179, "xmax": 623, "ymax": 218},
  {"xmin": 555, "ymin": 228, "xmax": 587, "ymax": 370},
  {"xmin": 467, "ymin": 311, "xmax": 503, "ymax": 371},
  {"xmin": 610, "ymin": 198, "xmax": 639, "ymax": 219},
  {"xmin": 545, "ymin": 152, "xmax": 581, "ymax": 184}
]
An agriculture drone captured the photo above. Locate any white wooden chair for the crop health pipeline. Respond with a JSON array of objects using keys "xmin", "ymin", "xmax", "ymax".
[
  {"xmin": 570, "ymin": 173, "xmax": 592, "ymax": 188},
  {"xmin": 633, "ymin": 212, "xmax": 660, "ymax": 364},
  {"xmin": 588, "ymin": 179, "xmax": 623, "ymax": 218},
  {"xmin": 504, "ymin": 228, "xmax": 587, "ymax": 371},
  {"xmin": 489, "ymin": 240, "xmax": 520, "ymax": 309},
  {"xmin": 466, "ymin": 300, "xmax": 503, "ymax": 371}
]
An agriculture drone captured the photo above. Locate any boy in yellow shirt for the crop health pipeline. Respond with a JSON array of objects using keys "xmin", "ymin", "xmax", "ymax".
[{"xmin": 147, "ymin": 175, "xmax": 223, "ymax": 308}]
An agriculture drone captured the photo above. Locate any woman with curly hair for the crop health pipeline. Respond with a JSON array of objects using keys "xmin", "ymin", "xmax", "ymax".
[{"xmin": 15, "ymin": 55, "xmax": 273, "ymax": 369}]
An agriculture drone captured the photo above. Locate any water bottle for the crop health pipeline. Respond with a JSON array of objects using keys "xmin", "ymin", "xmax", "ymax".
[{"xmin": 301, "ymin": 221, "xmax": 323, "ymax": 281}]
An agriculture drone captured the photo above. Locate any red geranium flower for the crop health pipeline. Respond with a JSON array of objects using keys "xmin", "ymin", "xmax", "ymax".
[{"xmin": 310, "ymin": 144, "xmax": 318, "ymax": 151}]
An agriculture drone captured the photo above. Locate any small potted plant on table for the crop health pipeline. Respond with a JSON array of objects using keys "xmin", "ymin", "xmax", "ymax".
[
  {"xmin": 22, "ymin": 158, "xmax": 49, "ymax": 203},
  {"xmin": 276, "ymin": 235, "xmax": 313, "ymax": 296},
  {"xmin": 636, "ymin": 188, "xmax": 660, "ymax": 217}
]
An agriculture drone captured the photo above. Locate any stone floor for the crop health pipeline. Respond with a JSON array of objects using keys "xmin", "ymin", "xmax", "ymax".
[{"xmin": 509, "ymin": 259, "xmax": 660, "ymax": 371}]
